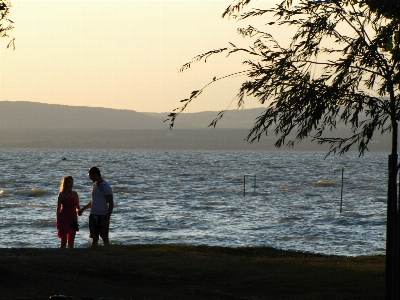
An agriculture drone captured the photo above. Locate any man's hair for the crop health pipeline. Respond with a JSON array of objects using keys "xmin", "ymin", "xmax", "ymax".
[{"xmin": 88, "ymin": 166, "xmax": 101, "ymax": 176}]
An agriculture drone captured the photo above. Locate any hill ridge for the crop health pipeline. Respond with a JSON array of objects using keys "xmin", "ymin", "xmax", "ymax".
[
  {"xmin": 0, "ymin": 101, "xmax": 165, "ymax": 129},
  {"xmin": 0, "ymin": 101, "xmax": 265, "ymax": 130}
]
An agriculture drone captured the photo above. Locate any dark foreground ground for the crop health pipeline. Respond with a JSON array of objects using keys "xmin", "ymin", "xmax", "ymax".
[{"xmin": 0, "ymin": 244, "xmax": 384, "ymax": 300}]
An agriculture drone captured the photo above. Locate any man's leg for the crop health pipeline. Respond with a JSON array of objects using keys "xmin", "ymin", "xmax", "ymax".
[
  {"xmin": 100, "ymin": 216, "xmax": 110, "ymax": 246},
  {"xmin": 89, "ymin": 215, "xmax": 100, "ymax": 247},
  {"xmin": 91, "ymin": 238, "xmax": 99, "ymax": 247}
]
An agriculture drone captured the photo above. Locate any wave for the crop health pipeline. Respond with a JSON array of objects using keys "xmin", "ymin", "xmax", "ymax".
[
  {"xmin": 204, "ymin": 189, "xmax": 234, "ymax": 195},
  {"xmin": 347, "ymin": 185, "xmax": 375, "ymax": 190},
  {"xmin": 316, "ymin": 180, "xmax": 339, "ymax": 186},
  {"xmin": 113, "ymin": 188, "xmax": 139, "ymax": 194},
  {"xmin": 304, "ymin": 193, "xmax": 321, "ymax": 197},
  {"xmin": 16, "ymin": 188, "xmax": 49, "ymax": 197},
  {"xmin": 5, "ymin": 202, "xmax": 39, "ymax": 207},
  {"xmin": 283, "ymin": 235, "xmax": 323, "ymax": 241},
  {"xmin": 204, "ymin": 201, "xmax": 220, "ymax": 206},
  {"xmin": 0, "ymin": 190, "xmax": 13, "ymax": 197},
  {"xmin": 371, "ymin": 197, "xmax": 387, "ymax": 203},
  {"xmin": 32, "ymin": 219, "xmax": 55, "ymax": 227}
]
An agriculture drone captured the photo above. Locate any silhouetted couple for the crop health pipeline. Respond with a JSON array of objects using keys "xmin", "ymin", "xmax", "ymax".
[{"xmin": 56, "ymin": 167, "xmax": 114, "ymax": 248}]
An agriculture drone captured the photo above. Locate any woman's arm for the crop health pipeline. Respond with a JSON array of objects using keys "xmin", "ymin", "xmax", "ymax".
[
  {"xmin": 74, "ymin": 191, "xmax": 81, "ymax": 211},
  {"xmin": 56, "ymin": 193, "xmax": 63, "ymax": 228}
]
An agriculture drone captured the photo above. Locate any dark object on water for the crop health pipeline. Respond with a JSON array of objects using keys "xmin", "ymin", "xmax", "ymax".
[
  {"xmin": 62, "ymin": 157, "xmax": 67, "ymax": 161},
  {"xmin": 71, "ymin": 220, "xmax": 79, "ymax": 231},
  {"xmin": 49, "ymin": 296, "xmax": 68, "ymax": 300}
]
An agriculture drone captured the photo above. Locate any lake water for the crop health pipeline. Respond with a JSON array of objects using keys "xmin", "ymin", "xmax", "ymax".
[{"xmin": 0, "ymin": 149, "xmax": 388, "ymax": 256}]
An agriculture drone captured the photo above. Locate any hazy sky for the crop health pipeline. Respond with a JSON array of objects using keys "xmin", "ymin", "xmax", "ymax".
[{"xmin": 1, "ymin": 0, "xmax": 287, "ymax": 113}]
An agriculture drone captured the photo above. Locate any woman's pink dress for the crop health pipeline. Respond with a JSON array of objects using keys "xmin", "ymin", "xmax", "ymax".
[{"xmin": 58, "ymin": 193, "xmax": 79, "ymax": 238}]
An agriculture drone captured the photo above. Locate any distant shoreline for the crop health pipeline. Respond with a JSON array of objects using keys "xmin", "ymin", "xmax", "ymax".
[{"xmin": 0, "ymin": 128, "xmax": 391, "ymax": 152}]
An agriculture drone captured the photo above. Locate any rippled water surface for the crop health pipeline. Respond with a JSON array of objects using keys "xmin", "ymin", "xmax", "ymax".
[{"xmin": 0, "ymin": 149, "xmax": 388, "ymax": 255}]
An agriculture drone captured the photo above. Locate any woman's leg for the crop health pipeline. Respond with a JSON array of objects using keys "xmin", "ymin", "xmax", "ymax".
[
  {"xmin": 67, "ymin": 233, "xmax": 76, "ymax": 248},
  {"xmin": 60, "ymin": 235, "xmax": 67, "ymax": 248}
]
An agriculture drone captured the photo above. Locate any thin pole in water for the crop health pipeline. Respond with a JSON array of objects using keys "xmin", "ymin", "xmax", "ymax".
[
  {"xmin": 340, "ymin": 167, "xmax": 344, "ymax": 213},
  {"xmin": 244, "ymin": 174, "xmax": 256, "ymax": 197},
  {"xmin": 244, "ymin": 175, "xmax": 246, "ymax": 197}
]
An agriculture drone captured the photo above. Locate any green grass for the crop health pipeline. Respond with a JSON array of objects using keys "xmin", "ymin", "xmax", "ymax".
[{"xmin": 0, "ymin": 244, "xmax": 385, "ymax": 299}]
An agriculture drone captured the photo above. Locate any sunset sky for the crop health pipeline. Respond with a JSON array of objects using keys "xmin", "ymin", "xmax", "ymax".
[{"xmin": 1, "ymin": 0, "xmax": 291, "ymax": 113}]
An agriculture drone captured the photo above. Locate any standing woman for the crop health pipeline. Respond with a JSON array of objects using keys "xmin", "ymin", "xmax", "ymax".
[{"xmin": 56, "ymin": 175, "xmax": 80, "ymax": 248}]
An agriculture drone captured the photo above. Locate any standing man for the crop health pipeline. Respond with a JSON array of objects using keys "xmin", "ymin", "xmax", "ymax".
[{"xmin": 78, "ymin": 166, "xmax": 114, "ymax": 246}]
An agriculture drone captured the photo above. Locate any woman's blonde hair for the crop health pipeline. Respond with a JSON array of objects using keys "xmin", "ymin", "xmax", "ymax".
[{"xmin": 59, "ymin": 175, "xmax": 73, "ymax": 193}]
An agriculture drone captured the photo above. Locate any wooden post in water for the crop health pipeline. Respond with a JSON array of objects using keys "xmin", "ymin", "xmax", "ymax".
[{"xmin": 340, "ymin": 167, "xmax": 344, "ymax": 213}]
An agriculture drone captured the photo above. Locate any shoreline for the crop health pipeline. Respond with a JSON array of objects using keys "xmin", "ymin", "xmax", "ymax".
[{"xmin": 0, "ymin": 128, "xmax": 392, "ymax": 152}]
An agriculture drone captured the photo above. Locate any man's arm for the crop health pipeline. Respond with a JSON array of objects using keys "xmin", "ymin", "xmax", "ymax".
[
  {"xmin": 78, "ymin": 201, "xmax": 92, "ymax": 216},
  {"xmin": 106, "ymin": 194, "xmax": 114, "ymax": 220}
]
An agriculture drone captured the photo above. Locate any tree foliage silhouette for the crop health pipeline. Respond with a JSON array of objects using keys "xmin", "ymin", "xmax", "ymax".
[
  {"xmin": 168, "ymin": 0, "xmax": 399, "ymax": 156},
  {"xmin": 167, "ymin": 0, "xmax": 399, "ymax": 298},
  {"xmin": 0, "ymin": 1, "xmax": 14, "ymax": 49}
]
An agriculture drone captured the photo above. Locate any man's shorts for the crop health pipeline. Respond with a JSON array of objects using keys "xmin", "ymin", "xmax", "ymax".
[{"xmin": 88, "ymin": 214, "xmax": 109, "ymax": 240}]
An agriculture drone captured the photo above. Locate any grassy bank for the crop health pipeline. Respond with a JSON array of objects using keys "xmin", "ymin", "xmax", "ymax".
[{"xmin": 0, "ymin": 244, "xmax": 384, "ymax": 299}]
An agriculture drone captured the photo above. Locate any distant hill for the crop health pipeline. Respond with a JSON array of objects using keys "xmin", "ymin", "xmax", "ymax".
[
  {"xmin": 0, "ymin": 101, "xmax": 165, "ymax": 129},
  {"xmin": 144, "ymin": 108, "xmax": 266, "ymax": 129},
  {"xmin": 0, "ymin": 101, "xmax": 391, "ymax": 151},
  {"xmin": 0, "ymin": 101, "xmax": 265, "ymax": 130}
]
